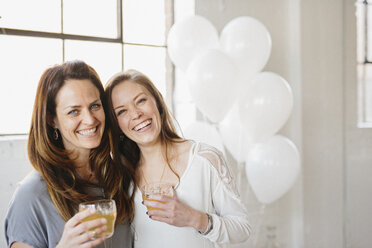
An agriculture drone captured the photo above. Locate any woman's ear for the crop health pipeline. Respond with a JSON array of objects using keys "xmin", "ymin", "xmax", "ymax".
[{"xmin": 47, "ymin": 115, "xmax": 57, "ymax": 129}]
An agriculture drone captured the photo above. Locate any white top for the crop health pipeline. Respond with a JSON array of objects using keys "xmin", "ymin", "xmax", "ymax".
[{"xmin": 132, "ymin": 142, "xmax": 251, "ymax": 248}]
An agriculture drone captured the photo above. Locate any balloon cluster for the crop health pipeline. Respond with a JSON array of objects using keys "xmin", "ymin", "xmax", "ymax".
[{"xmin": 167, "ymin": 15, "xmax": 300, "ymax": 204}]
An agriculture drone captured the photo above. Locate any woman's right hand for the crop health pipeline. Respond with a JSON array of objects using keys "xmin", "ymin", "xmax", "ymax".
[{"xmin": 56, "ymin": 209, "xmax": 107, "ymax": 248}]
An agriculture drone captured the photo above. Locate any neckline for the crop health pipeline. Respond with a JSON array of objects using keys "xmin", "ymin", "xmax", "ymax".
[
  {"xmin": 173, "ymin": 140, "xmax": 198, "ymax": 190},
  {"xmin": 136, "ymin": 140, "xmax": 198, "ymax": 193}
]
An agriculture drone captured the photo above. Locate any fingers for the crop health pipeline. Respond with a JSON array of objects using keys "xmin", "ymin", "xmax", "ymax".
[
  {"xmin": 81, "ymin": 236, "xmax": 106, "ymax": 248},
  {"xmin": 73, "ymin": 230, "xmax": 96, "ymax": 245},
  {"xmin": 147, "ymin": 209, "xmax": 170, "ymax": 218},
  {"xmin": 144, "ymin": 194, "xmax": 197, "ymax": 228},
  {"xmin": 75, "ymin": 218, "xmax": 107, "ymax": 236},
  {"xmin": 66, "ymin": 209, "xmax": 95, "ymax": 228},
  {"xmin": 59, "ymin": 210, "xmax": 108, "ymax": 248},
  {"xmin": 143, "ymin": 193, "xmax": 180, "ymax": 215},
  {"xmin": 67, "ymin": 211, "xmax": 107, "ymax": 242},
  {"xmin": 146, "ymin": 193, "xmax": 174, "ymax": 202},
  {"xmin": 75, "ymin": 222, "xmax": 107, "ymax": 244},
  {"xmin": 143, "ymin": 199, "xmax": 167, "ymax": 210},
  {"xmin": 149, "ymin": 214, "xmax": 173, "ymax": 224}
]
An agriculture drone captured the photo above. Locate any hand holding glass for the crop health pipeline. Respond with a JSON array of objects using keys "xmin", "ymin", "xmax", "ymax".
[
  {"xmin": 142, "ymin": 182, "xmax": 173, "ymax": 211},
  {"xmin": 79, "ymin": 199, "xmax": 117, "ymax": 239}
]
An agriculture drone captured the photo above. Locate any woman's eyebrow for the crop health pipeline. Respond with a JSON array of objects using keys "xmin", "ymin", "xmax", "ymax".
[{"xmin": 114, "ymin": 93, "xmax": 144, "ymax": 110}]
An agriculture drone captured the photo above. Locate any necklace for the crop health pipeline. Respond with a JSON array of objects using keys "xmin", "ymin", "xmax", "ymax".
[{"xmin": 141, "ymin": 161, "xmax": 167, "ymax": 185}]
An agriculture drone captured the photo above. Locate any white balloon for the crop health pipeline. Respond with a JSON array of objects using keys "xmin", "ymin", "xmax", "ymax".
[
  {"xmin": 187, "ymin": 49, "xmax": 239, "ymax": 123},
  {"xmin": 167, "ymin": 15, "xmax": 219, "ymax": 71},
  {"xmin": 183, "ymin": 121, "xmax": 225, "ymax": 154},
  {"xmin": 220, "ymin": 16, "xmax": 271, "ymax": 78},
  {"xmin": 219, "ymin": 103, "xmax": 251, "ymax": 163},
  {"xmin": 239, "ymin": 71, "xmax": 293, "ymax": 144},
  {"xmin": 245, "ymin": 135, "xmax": 300, "ymax": 204}
]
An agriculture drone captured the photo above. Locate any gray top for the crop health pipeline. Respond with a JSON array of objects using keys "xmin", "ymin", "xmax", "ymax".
[{"xmin": 4, "ymin": 170, "xmax": 133, "ymax": 248}]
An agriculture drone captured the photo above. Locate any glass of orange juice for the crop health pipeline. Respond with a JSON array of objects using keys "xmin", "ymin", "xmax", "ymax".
[
  {"xmin": 79, "ymin": 199, "xmax": 117, "ymax": 239},
  {"xmin": 142, "ymin": 182, "xmax": 173, "ymax": 211}
]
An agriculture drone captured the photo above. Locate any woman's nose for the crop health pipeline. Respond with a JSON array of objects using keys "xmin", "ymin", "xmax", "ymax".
[
  {"xmin": 82, "ymin": 109, "xmax": 95, "ymax": 124},
  {"xmin": 130, "ymin": 108, "xmax": 142, "ymax": 119}
]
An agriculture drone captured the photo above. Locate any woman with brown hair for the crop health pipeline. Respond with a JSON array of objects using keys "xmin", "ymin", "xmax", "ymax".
[
  {"xmin": 5, "ymin": 61, "xmax": 134, "ymax": 248},
  {"xmin": 105, "ymin": 69, "xmax": 251, "ymax": 248}
]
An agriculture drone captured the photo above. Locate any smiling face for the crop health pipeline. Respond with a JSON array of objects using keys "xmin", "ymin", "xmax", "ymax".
[
  {"xmin": 111, "ymin": 80, "xmax": 161, "ymax": 148},
  {"xmin": 53, "ymin": 79, "xmax": 105, "ymax": 155}
]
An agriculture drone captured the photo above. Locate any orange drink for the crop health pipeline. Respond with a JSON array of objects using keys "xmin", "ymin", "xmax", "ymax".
[
  {"xmin": 142, "ymin": 194, "xmax": 166, "ymax": 211},
  {"xmin": 141, "ymin": 182, "xmax": 173, "ymax": 211},
  {"xmin": 79, "ymin": 199, "xmax": 117, "ymax": 239}
]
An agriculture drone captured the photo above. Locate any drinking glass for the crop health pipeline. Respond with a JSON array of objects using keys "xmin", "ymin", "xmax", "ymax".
[
  {"xmin": 141, "ymin": 182, "xmax": 173, "ymax": 211},
  {"xmin": 79, "ymin": 199, "xmax": 117, "ymax": 239}
]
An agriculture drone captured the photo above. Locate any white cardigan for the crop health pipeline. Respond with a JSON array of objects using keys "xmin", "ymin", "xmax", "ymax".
[{"xmin": 132, "ymin": 142, "xmax": 251, "ymax": 248}]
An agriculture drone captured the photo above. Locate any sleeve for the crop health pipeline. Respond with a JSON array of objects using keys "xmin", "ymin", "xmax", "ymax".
[
  {"xmin": 197, "ymin": 143, "xmax": 251, "ymax": 244},
  {"xmin": 4, "ymin": 177, "xmax": 48, "ymax": 248}
]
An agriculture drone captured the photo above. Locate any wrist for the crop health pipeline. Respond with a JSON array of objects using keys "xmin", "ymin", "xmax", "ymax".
[
  {"xmin": 191, "ymin": 211, "xmax": 208, "ymax": 233},
  {"xmin": 198, "ymin": 213, "xmax": 213, "ymax": 235}
]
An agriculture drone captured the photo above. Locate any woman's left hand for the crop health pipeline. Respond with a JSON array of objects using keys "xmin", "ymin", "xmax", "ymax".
[{"xmin": 143, "ymin": 189, "xmax": 208, "ymax": 232}]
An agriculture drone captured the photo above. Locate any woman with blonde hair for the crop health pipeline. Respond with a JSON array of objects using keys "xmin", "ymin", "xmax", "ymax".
[
  {"xmin": 5, "ymin": 61, "xmax": 134, "ymax": 248},
  {"xmin": 105, "ymin": 69, "xmax": 251, "ymax": 248}
]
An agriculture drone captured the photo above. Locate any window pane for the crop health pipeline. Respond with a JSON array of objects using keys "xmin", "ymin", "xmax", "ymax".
[
  {"xmin": 123, "ymin": 44, "xmax": 167, "ymax": 97},
  {"xmin": 123, "ymin": 0, "xmax": 166, "ymax": 45},
  {"xmin": 0, "ymin": 35, "xmax": 62, "ymax": 134},
  {"xmin": 0, "ymin": 0, "xmax": 61, "ymax": 32},
  {"xmin": 64, "ymin": 40, "xmax": 122, "ymax": 84},
  {"xmin": 63, "ymin": 0, "xmax": 118, "ymax": 38},
  {"xmin": 358, "ymin": 64, "xmax": 372, "ymax": 127}
]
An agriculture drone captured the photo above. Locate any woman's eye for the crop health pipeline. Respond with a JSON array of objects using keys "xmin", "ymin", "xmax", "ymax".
[
  {"xmin": 116, "ymin": 109, "xmax": 126, "ymax": 116},
  {"xmin": 91, "ymin": 103, "xmax": 101, "ymax": 110},
  {"xmin": 68, "ymin": 109, "xmax": 78, "ymax": 115},
  {"xmin": 137, "ymin": 98, "xmax": 146, "ymax": 104}
]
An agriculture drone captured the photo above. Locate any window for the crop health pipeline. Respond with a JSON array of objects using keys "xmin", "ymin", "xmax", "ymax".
[
  {"xmin": 356, "ymin": 0, "xmax": 372, "ymax": 127},
  {"xmin": 0, "ymin": 0, "xmax": 173, "ymax": 134}
]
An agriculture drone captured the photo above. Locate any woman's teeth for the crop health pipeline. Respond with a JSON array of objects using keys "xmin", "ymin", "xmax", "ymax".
[
  {"xmin": 78, "ymin": 127, "xmax": 97, "ymax": 135},
  {"xmin": 134, "ymin": 120, "xmax": 151, "ymax": 131}
]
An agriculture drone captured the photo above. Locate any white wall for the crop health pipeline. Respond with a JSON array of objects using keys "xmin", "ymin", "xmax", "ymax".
[
  {"xmin": 0, "ymin": 137, "xmax": 33, "ymax": 246},
  {"xmin": 300, "ymin": 0, "xmax": 345, "ymax": 247}
]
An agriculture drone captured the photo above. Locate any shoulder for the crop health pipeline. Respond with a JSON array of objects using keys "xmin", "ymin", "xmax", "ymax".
[
  {"xmin": 13, "ymin": 170, "xmax": 48, "ymax": 200},
  {"xmin": 192, "ymin": 142, "xmax": 239, "ymax": 196},
  {"xmin": 5, "ymin": 171, "xmax": 56, "ymax": 247},
  {"xmin": 7, "ymin": 170, "xmax": 52, "ymax": 216},
  {"xmin": 193, "ymin": 142, "xmax": 225, "ymax": 166}
]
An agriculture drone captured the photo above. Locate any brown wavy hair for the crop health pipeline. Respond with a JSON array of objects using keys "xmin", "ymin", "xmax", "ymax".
[
  {"xmin": 104, "ymin": 69, "xmax": 184, "ymax": 187},
  {"xmin": 27, "ymin": 60, "xmax": 133, "ymax": 223}
]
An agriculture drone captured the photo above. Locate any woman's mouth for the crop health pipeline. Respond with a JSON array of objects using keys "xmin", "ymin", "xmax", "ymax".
[
  {"xmin": 133, "ymin": 120, "xmax": 152, "ymax": 131},
  {"xmin": 77, "ymin": 127, "xmax": 97, "ymax": 136}
]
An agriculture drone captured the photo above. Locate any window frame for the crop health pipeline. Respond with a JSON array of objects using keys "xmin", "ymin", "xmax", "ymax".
[{"xmin": 0, "ymin": 0, "xmax": 174, "ymax": 135}]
